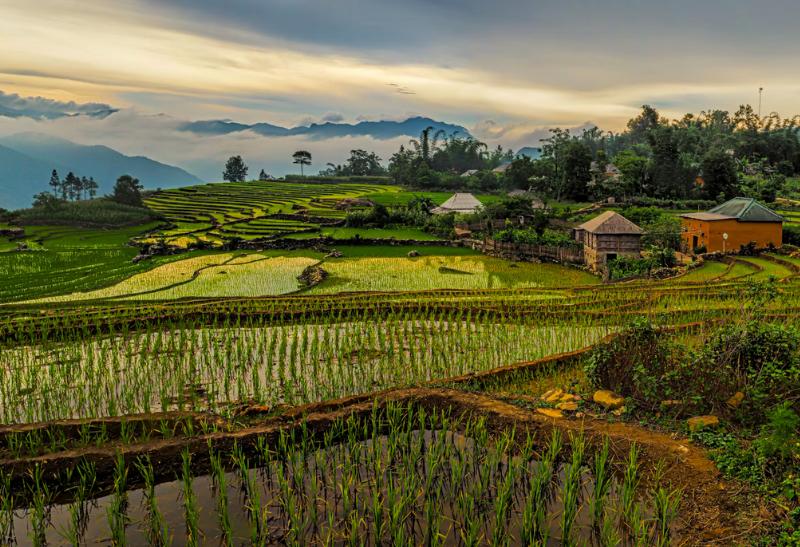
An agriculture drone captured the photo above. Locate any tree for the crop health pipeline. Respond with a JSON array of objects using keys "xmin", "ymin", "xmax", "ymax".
[
  {"xmin": 63, "ymin": 172, "xmax": 79, "ymax": 201},
  {"xmin": 504, "ymin": 156, "xmax": 536, "ymax": 190},
  {"xmin": 343, "ymin": 149, "xmax": 385, "ymax": 176},
  {"xmin": 86, "ymin": 177, "xmax": 99, "ymax": 199},
  {"xmin": 112, "ymin": 174, "xmax": 144, "ymax": 206},
  {"xmin": 701, "ymin": 148, "xmax": 739, "ymax": 200},
  {"xmin": 48, "ymin": 170, "xmax": 61, "ymax": 198},
  {"xmin": 258, "ymin": 169, "xmax": 270, "ymax": 181},
  {"xmin": 614, "ymin": 150, "xmax": 650, "ymax": 196},
  {"xmin": 292, "ymin": 151, "xmax": 312, "ymax": 176},
  {"xmin": 561, "ymin": 140, "xmax": 592, "ymax": 201},
  {"xmin": 32, "ymin": 191, "xmax": 61, "ymax": 211},
  {"xmin": 223, "ymin": 156, "xmax": 248, "ymax": 182}
]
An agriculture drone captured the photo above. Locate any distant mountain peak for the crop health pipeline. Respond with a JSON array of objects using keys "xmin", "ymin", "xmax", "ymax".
[
  {"xmin": 0, "ymin": 133, "xmax": 202, "ymax": 210},
  {"xmin": 179, "ymin": 116, "xmax": 471, "ymax": 140}
]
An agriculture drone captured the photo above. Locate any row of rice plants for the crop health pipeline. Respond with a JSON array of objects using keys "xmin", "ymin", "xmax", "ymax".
[
  {"xmin": 1, "ymin": 403, "xmax": 681, "ymax": 546},
  {"xmin": 0, "ymin": 310, "xmax": 612, "ymax": 424}
]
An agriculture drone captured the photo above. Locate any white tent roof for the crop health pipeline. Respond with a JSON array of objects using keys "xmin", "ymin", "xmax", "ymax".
[{"xmin": 431, "ymin": 193, "xmax": 483, "ymax": 214}]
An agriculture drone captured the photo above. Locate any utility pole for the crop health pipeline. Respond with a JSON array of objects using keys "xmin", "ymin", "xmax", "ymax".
[{"xmin": 758, "ymin": 87, "xmax": 764, "ymax": 118}]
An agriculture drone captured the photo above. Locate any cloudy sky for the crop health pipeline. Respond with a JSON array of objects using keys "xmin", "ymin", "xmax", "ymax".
[{"xmin": 1, "ymin": 0, "xmax": 798, "ymax": 177}]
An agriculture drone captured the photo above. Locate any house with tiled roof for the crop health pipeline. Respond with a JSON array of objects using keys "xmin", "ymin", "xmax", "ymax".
[
  {"xmin": 680, "ymin": 197, "xmax": 783, "ymax": 253},
  {"xmin": 573, "ymin": 211, "xmax": 644, "ymax": 270}
]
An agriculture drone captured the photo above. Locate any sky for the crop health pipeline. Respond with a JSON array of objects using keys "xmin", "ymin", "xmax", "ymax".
[{"xmin": 1, "ymin": 0, "xmax": 799, "ymax": 178}]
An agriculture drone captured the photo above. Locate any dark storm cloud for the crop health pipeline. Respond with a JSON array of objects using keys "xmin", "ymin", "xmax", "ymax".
[{"xmin": 142, "ymin": 0, "xmax": 800, "ymax": 55}]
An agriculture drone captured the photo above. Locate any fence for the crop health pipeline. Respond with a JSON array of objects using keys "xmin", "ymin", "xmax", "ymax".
[{"xmin": 478, "ymin": 238, "xmax": 585, "ymax": 264}]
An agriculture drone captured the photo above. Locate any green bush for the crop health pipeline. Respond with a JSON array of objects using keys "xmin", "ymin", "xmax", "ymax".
[
  {"xmin": 13, "ymin": 199, "xmax": 160, "ymax": 227},
  {"xmin": 754, "ymin": 404, "xmax": 800, "ymax": 475},
  {"xmin": 586, "ymin": 317, "xmax": 800, "ymax": 420},
  {"xmin": 493, "ymin": 227, "xmax": 579, "ymax": 248},
  {"xmin": 784, "ymin": 225, "xmax": 800, "ymax": 247}
]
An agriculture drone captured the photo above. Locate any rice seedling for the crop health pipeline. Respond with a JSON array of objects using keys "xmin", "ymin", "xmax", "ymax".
[
  {"xmin": 180, "ymin": 449, "xmax": 200, "ymax": 546},
  {"xmin": 1, "ymin": 402, "xmax": 691, "ymax": 545},
  {"xmin": 135, "ymin": 456, "xmax": 169, "ymax": 545},
  {"xmin": 591, "ymin": 436, "xmax": 612, "ymax": 526}
]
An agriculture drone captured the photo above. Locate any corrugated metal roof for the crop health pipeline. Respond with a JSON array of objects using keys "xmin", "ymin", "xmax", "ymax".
[
  {"xmin": 708, "ymin": 198, "xmax": 783, "ymax": 222},
  {"xmin": 680, "ymin": 212, "xmax": 734, "ymax": 221},
  {"xmin": 575, "ymin": 211, "xmax": 644, "ymax": 234}
]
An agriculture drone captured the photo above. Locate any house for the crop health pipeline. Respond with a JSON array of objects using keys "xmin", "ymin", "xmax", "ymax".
[
  {"xmin": 492, "ymin": 163, "xmax": 512, "ymax": 174},
  {"xmin": 574, "ymin": 211, "xmax": 644, "ymax": 270},
  {"xmin": 680, "ymin": 197, "xmax": 783, "ymax": 253},
  {"xmin": 460, "ymin": 169, "xmax": 479, "ymax": 177},
  {"xmin": 431, "ymin": 193, "xmax": 483, "ymax": 215}
]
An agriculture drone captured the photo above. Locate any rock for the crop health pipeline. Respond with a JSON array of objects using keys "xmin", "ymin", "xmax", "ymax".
[
  {"xmin": 593, "ymin": 390, "xmax": 625, "ymax": 410},
  {"xmin": 726, "ymin": 392, "xmax": 744, "ymax": 408},
  {"xmin": 542, "ymin": 388, "xmax": 564, "ymax": 403},
  {"xmin": 557, "ymin": 402, "xmax": 579, "ymax": 411},
  {"xmin": 575, "ymin": 412, "xmax": 585, "ymax": 419},
  {"xmin": 407, "ymin": 250, "xmax": 420, "ymax": 257},
  {"xmin": 536, "ymin": 408, "xmax": 563, "ymax": 419},
  {"xmin": 325, "ymin": 250, "xmax": 343, "ymax": 258},
  {"xmin": 611, "ymin": 406, "xmax": 626, "ymax": 417},
  {"xmin": 297, "ymin": 265, "xmax": 328, "ymax": 287},
  {"xmin": 559, "ymin": 393, "xmax": 580, "ymax": 402},
  {"xmin": 687, "ymin": 415, "xmax": 720, "ymax": 432},
  {"xmin": 661, "ymin": 399, "xmax": 683, "ymax": 407}
]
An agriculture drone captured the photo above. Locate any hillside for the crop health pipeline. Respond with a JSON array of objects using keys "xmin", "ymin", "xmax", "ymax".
[{"xmin": 0, "ymin": 133, "xmax": 202, "ymax": 210}]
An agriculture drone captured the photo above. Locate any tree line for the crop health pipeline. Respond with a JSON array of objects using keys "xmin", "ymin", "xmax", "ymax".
[
  {"xmin": 33, "ymin": 171, "xmax": 145, "ymax": 210},
  {"xmin": 218, "ymin": 104, "xmax": 799, "ymax": 205},
  {"xmin": 221, "ymin": 149, "xmax": 387, "ymax": 183},
  {"xmin": 383, "ymin": 104, "xmax": 799, "ymax": 203}
]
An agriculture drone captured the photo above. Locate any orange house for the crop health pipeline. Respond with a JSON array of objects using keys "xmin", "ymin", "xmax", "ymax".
[{"xmin": 680, "ymin": 197, "xmax": 783, "ymax": 253}]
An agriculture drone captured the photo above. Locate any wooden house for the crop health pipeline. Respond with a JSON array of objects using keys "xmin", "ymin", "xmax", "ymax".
[{"xmin": 574, "ymin": 211, "xmax": 643, "ymax": 270}]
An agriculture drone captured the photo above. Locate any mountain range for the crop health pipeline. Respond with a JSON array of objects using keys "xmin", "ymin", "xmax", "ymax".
[
  {"xmin": 180, "ymin": 116, "xmax": 471, "ymax": 140},
  {"xmin": 0, "ymin": 133, "xmax": 202, "ymax": 210}
]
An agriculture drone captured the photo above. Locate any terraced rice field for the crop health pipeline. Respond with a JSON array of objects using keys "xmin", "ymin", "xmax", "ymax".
[
  {"xmin": 1, "ymin": 216, "xmax": 797, "ymax": 544},
  {"xmin": 141, "ymin": 181, "xmax": 402, "ymax": 248}
]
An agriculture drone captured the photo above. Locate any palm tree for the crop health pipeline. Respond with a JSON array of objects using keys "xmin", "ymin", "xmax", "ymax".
[
  {"xmin": 292, "ymin": 151, "xmax": 312, "ymax": 176},
  {"xmin": 409, "ymin": 126, "xmax": 448, "ymax": 165}
]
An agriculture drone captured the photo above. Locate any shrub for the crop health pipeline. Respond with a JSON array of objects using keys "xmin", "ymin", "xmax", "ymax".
[
  {"xmin": 585, "ymin": 316, "xmax": 800, "ymax": 420},
  {"xmin": 493, "ymin": 227, "xmax": 579, "ymax": 248},
  {"xmin": 784, "ymin": 225, "xmax": 800, "ymax": 247},
  {"xmin": 754, "ymin": 404, "xmax": 800, "ymax": 475},
  {"xmin": 584, "ymin": 318, "xmax": 677, "ymax": 409},
  {"xmin": 13, "ymin": 198, "xmax": 160, "ymax": 227}
]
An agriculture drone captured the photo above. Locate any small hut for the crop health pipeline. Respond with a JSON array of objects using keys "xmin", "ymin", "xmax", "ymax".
[
  {"xmin": 431, "ymin": 193, "xmax": 483, "ymax": 215},
  {"xmin": 574, "ymin": 211, "xmax": 643, "ymax": 270}
]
